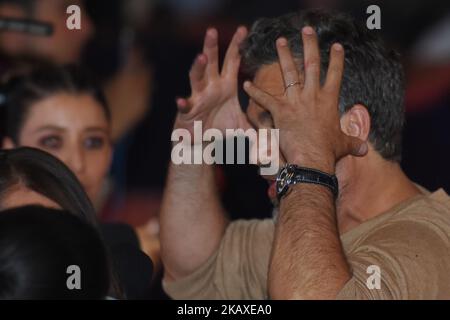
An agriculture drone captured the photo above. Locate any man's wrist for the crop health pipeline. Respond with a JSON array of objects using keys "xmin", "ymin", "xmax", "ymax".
[
  {"xmin": 285, "ymin": 182, "xmax": 334, "ymax": 200},
  {"xmin": 288, "ymin": 152, "xmax": 336, "ymax": 175},
  {"xmin": 276, "ymin": 164, "xmax": 339, "ymax": 202}
]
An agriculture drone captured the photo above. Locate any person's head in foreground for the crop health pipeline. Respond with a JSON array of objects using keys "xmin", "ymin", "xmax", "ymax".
[
  {"xmin": 0, "ymin": 147, "xmax": 127, "ymax": 298},
  {"xmin": 0, "ymin": 205, "xmax": 109, "ymax": 299},
  {"xmin": 0, "ymin": 147, "xmax": 97, "ymax": 224},
  {"xmin": 0, "ymin": 0, "xmax": 94, "ymax": 64},
  {"xmin": 162, "ymin": 8, "xmax": 450, "ymax": 300},
  {"xmin": 0, "ymin": 147, "xmax": 155, "ymax": 299},
  {"xmin": 1, "ymin": 64, "xmax": 113, "ymax": 204}
]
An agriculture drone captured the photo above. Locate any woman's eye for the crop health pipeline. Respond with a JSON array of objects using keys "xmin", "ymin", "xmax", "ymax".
[
  {"xmin": 39, "ymin": 136, "xmax": 62, "ymax": 149},
  {"xmin": 84, "ymin": 137, "xmax": 105, "ymax": 149}
]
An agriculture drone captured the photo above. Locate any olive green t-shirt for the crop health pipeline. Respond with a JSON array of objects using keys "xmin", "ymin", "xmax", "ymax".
[{"xmin": 164, "ymin": 189, "xmax": 450, "ymax": 299}]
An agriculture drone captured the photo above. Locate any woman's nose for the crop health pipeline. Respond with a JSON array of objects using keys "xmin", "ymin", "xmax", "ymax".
[{"xmin": 65, "ymin": 148, "xmax": 86, "ymax": 176}]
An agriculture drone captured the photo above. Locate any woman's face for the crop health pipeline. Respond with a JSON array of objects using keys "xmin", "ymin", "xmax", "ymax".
[{"xmin": 10, "ymin": 93, "xmax": 112, "ymax": 202}]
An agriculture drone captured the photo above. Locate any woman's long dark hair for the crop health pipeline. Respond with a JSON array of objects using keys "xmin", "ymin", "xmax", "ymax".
[
  {"xmin": 0, "ymin": 147, "xmax": 98, "ymax": 225},
  {"xmin": 0, "ymin": 147, "xmax": 123, "ymax": 298},
  {"xmin": 0, "ymin": 205, "xmax": 110, "ymax": 299}
]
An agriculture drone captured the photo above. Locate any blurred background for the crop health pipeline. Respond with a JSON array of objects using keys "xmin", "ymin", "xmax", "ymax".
[{"xmin": 0, "ymin": 0, "xmax": 449, "ymax": 299}]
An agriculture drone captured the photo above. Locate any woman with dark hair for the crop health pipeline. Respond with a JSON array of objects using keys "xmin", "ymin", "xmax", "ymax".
[
  {"xmin": 0, "ymin": 146, "xmax": 126, "ymax": 297},
  {"xmin": 0, "ymin": 146, "xmax": 97, "ymax": 225},
  {"xmin": 0, "ymin": 63, "xmax": 112, "ymax": 205},
  {"xmin": 0, "ymin": 205, "xmax": 110, "ymax": 300},
  {"xmin": 0, "ymin": 64, "xmax": 155, "ymax": 298},
  {"xmin": 0, "ymin": 147, "xmax": 154, "ymax": 299}
]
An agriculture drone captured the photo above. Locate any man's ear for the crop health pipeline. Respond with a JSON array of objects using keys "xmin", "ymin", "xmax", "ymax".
[
  {"xmin": 2, "ymin": 137, "xmax": 16, "ymax": 150},
  {"xmin": 340, "ymin": 104, "xmax": 371, "ymax": 143}
]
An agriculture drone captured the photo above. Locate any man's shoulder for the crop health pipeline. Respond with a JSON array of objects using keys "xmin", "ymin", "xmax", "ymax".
[
  {"xmin": 344, "ymin": 189, "xmax": 450, "ymax": 250},
  {"xmin": 424, "ymin": 188, "xmax": 450, "ymax": 209},
  {"xmin": 354, "ymin": 189, "xmax": 450, "ymax": 250},
  {"xmin": 391, "ymin": 188, "xmax": 450, "ymax": 223}
]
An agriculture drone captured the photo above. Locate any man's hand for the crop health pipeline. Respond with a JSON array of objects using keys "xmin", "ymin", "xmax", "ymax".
[
  {"xmin": 161, "ymin": 27, "xmax": 250, "ymax": 281},
  {"xmin": 175, "ymin": 27, "xmax": 251, "ymax": 134},
  {"xmin": 243, "ymin": 26, "xmax": 367, "ymax": 173}
]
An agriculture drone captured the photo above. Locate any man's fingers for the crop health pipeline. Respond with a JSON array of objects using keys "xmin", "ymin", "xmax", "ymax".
[
  {"xmin": 222, "ymin": 26, "xmax": 247, "ymax": 79},
  {"xmin": 203, "ymin": 28, "xmax": 220, "ymax": 80},
  {"xmin": 323, "ymin": 43, "xmax": 345, "ymax": 97},
  {"xmin": 176, "ymin": 97, "xmax": 192, "ymax": 114},
  {"xmin": 189, "ymin": 54, "xmax": 207, "ymax": 92},
  {"xmin": 243, "ymin": 81, "xmax": 278, "ymax": 114},
  {"xmin": 276, "ymin": 37, "xmax": 301, "ymax": 97},
  {"xmin": 301, "ymin": 26, "xmax": 321, "ymax": 92}
]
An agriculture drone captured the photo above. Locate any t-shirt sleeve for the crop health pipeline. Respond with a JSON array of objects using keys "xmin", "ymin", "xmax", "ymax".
[
  {"xmin": 337, "ymin": 219, "xmax": 450, "ymax": 299},
  {"xmin": 163, "ymin": 219, "xmax": 275, "ymax": 300}
]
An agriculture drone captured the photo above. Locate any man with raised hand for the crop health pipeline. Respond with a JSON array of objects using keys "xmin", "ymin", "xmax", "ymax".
[{"xmin": 160, "ymin": 9, "xmax": 450, "ymax": 299}]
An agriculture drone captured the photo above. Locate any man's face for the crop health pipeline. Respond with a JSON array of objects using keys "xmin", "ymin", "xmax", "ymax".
[
  {"xmin": 246, "ymin": 63, "xmax": 288, "ymax": 203},
  {"xmin": 0, "ymin": 0, "xmax": 94, "ymax": 64},
  {"xmin": 246, "ymin": 62, "xmax": 353, "ymax": 203}
]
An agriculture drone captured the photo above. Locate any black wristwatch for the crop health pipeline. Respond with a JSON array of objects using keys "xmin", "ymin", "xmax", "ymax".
[{"xmin": 276, "ymin": 164, "xmax": 339, "ymax": 201}]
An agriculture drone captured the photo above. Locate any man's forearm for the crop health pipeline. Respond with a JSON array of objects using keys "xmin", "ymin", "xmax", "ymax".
[
  {"xmin": 268, "ymin": 183, "xmax": 351, "ymax": 299},
  {"xmin": 160, "ymin": 161, "xmax": 228, "ymax": 281}
]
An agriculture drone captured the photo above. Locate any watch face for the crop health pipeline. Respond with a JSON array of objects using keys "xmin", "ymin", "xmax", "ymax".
[
  {"xmin": 276, "ymin": 165, "xmax": 294, "ymax": 196},
  {"xmin": 276, "ymin": 164, "xmax": 339, "ymax": 200}
]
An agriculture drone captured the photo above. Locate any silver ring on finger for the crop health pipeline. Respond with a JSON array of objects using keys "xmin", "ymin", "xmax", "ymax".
[{"xmin": 284, "ymin": 81, "xmax": 301, "ymax": 92}]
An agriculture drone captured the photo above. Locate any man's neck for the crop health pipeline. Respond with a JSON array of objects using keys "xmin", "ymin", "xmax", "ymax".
[{"xmin": 336, "ymin": 155, "xmax": 422, "ymax": 234}]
